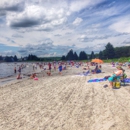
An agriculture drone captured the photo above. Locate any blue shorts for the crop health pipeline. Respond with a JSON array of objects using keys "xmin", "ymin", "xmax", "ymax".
[{"xmin": 59, "ymin": 68, "xmax": 62, "ymax": 72}]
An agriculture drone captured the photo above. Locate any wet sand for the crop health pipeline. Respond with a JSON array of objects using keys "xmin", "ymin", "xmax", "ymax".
[{"xmin": 0, "ymin": 64, "xmax": 130, "ymax": 130}]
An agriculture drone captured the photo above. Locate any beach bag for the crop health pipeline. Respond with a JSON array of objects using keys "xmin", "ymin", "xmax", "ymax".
[{"xmin": 113, "ymin": 81, "xmax": 121, "ymax": 89}]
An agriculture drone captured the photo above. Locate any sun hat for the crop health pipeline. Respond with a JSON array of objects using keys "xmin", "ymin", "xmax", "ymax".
[{"xmin": 116, "ymin": 66, "xmax": 123, "ymax": 70}]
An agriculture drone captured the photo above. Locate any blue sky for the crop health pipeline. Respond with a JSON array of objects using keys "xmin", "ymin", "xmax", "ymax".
[{"xmin": 0, "ymin": 0, "xmax": 130, "ymax": 57}]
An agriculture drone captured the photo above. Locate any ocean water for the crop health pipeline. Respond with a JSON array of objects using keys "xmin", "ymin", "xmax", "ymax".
[{"xmin": 0, "ymin": 62, "xmax": 38, "ymax": 79}]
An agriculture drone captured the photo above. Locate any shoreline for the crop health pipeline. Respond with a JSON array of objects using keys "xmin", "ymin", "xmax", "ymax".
[{"xmin": 0, "ymin": 75, "xmax": 29, "ymax": 86}]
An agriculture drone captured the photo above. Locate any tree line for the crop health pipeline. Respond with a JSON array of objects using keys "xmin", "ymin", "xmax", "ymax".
[
  {"xmin": 61, "ymin": 43, "xmax": 130, "ymax": 60},
  {"xmin": 0, "ymin": 54, "xmax": 60, "ymax": 62},
  {"xmin": 0, "ymin": 43, "xmax": 130, "ymax": 62},
  {"xmin": 0, "ymin": 54, "xmax": 40, "ymax": 62},
  {"xmin": 0, "ymin": 55, "xmax": 18, "ymax": 62}
]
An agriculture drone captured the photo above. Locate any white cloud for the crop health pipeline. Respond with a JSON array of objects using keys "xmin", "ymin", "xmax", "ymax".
[
  {"xmin": 69, "ymin": 0, "xmax": 105, "ymax": 12},
  {"xmin": 109, "ymin": 17, "xmax": 130, "ymax": 33},
  {"xmin": 1, "ymin": 0, "xmax": 130, "ymax": 57},
  {"xmin": 0, "ymin": 0, "xmax": 20, "ymax": 7},
  {"xmin": 6, "ymin": 4, "xmax": 69, "ymax": 30},
  {"xmin": 6, "ymin": 5, "xmax": 44, "ymax": 27},
  {"xmin": 94, "ymin": 6, "xmax": 119, "ymax": 17},
  {"xmin": 0, "ymin": 0, "xmax": 24, "ymax": 12},
  {"xmin": 73, "ymin": 17, "xmax": 83, "ymax": 26}
]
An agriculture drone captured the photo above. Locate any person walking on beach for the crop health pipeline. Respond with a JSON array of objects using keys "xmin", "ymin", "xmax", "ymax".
[
  {"xmin": 46, "ymin": 62, "xmax": 51, "ymax": 76},
  {"xmin": 58, "ymin": 63, "xmax": 62, "ymax": 75},
  {"xmin": 53, "ymin": 62, "xmax": 56, "ymax": 71},
  {"xmin": 48, "ymin": 62, "xmax": 51, "ymax": 71},
  {"xmin": 33, "ymin": 63, "xmax": 35, "ymax": 71}
]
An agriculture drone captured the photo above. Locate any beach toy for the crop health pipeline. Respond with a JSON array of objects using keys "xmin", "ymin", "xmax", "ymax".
[{"xmin": 34, "ymin": 77, "xmax": 38, "ymax": 80}]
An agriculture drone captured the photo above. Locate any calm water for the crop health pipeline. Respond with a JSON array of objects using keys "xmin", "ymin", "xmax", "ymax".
[{"xmin": 0, "ymin": 62, "xmax": 40, "ymax": 78}]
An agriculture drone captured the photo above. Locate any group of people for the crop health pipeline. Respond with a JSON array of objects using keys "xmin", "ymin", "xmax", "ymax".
[
  {"xmin": 84, "ymin": 62, "xmax": 128, "ymax": 89},
  {"xmin": 31, "ymin": 62, "xmax": 66, "ymax": 78},
  {"xmin": 14, "ymin": 61, "xmax": 129, "ymax": 88},
  {"xmin": 46, "ymin": 62, "xmax": 66, "ymax": 76},
  {"xmin": 92, "ymin": 63, "xmax": 102, "ymax": 74},
  {"xmin": 14, "ymin": 63, "xmax": 28, "ymax": 79},
  {"xmin": 14, "ymin": 66, "xmax": 22, "ymax": 79},
  {"xmin": 83, "ymin": 63, "xmax": 102, "ymax": 74}
]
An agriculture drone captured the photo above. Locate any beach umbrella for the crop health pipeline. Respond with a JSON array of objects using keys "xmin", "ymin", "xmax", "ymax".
[{"xmin": 91, "ymin": 59, "xmax": 104, "ymax": 63}]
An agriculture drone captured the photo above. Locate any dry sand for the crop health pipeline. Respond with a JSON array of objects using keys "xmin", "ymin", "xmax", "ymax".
[{"xmin": 0, "ymin": 63, "xmax": 130, "ymax": 130}]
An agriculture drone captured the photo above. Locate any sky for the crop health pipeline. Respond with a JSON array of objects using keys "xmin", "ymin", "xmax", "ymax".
[{"xmin": 0, "ymin": 0, "xmax": 130, "ymax": 58}]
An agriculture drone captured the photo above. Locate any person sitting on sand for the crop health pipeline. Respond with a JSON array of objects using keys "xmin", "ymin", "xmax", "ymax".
[
  {"xmin": 96, "ymin": 65, "xmax": 102, "ymax": 73},
  {"xmin": 108, "ymin": 66, "xmax": 124, "ymax": 88},
  {"xmin": 92, "ymin": 63, "xmax": 99, "ymax": 74},
  {"xmin": 30, "ymin": 73, "xmax": 36, "ymax": 79},
  {"xmin": 83, "ymin": 65, "xmax": 90, "ymax": 70},
  {"xmin": 47, "ymin": 71, "xmax": 51, "ymax": 76},
  {"xmin": 99, "ymin": 65, "xmax": 101, "ymax": 70}
]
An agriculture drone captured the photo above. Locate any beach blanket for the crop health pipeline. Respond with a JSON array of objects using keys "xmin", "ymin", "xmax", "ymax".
[
  {"xmin": 123, "ymin": 78, "xmax": 130, "ymax": 83},
  {"xmin": 88, "ymin": 78, "xmax": 107, "ymax": 83},
  {"xmin": 88, "ymin": 78, "xmax": 130, "ymax": 83}
]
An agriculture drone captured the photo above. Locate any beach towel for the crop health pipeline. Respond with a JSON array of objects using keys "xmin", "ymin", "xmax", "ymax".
[
  {"xmin": 122, "ymin": 78, "xmax": 130, "ymax": 83},
  {"xmin": 88, "ymin": 78, "xmax": 130, "ymax": 83},
  {"xmin": 88, "ymin": 78, "xmax": 107, "ymax": 83}
]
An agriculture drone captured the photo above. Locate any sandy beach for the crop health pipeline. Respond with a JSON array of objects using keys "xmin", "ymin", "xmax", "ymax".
[{"xmin": 0, "ymin": 63, "xmax": 130, "ymax": 130}]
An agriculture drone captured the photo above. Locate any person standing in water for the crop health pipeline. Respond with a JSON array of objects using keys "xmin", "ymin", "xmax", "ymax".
[
  {"xmin": 14, "ymin": 67, "xmax": 17, "ymax": 74},
  {"xmin": 17, "ymin": 66, "xmax": 21, "ymax": 79}
]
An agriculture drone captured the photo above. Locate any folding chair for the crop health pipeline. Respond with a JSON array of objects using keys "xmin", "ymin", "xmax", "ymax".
[{"xmin": 120, "ymin": 73, "xmax": 127, "ymax": 86}]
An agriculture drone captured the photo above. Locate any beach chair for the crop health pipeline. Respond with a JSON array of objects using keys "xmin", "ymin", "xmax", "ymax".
[
  {"xmin": 113, "ymin": 73, "xmax": 127, "ymax": 87},
  {"xmin": 120, "ymin": 73, "xmax": 127, "ymax": 86}
]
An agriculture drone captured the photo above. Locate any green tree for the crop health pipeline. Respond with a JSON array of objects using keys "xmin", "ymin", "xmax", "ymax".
[
  {"xmin": 4, "ymin": 56, "xmax": 12, "ymax": 62},
  {"xmin": 73, "ymin": 52, "xmax": 78, "ymax": 60},
  {"xmin": 14, "ymin": 55, "xmax": 18, "ymax": 61},
  {"xmin": 66, "ymin": 49, "xmax": 74, "ymax": 60},
  {"xmin": 79, "ymin": 51, "xmax": 87, "ymax": 60},
  {"xmin": 27, "ymin": 54, "xmax": 31, "ymax": 60},
  {"xmin": 99, "ymin": 51, "xmax": 103, "ymax": 59},
  {"xmin": 104, "ymin": 43, "xmax": 115, "ymax": 59},
  {"xmin": 0, "ymin": 55, "xmax": 3, "ymax": 61},
  {"xmin": 115, "ymin": 46, "xmax": 130, "ymax": 58},
  {"xmin": 61, "ymin": 55, "xmax": 66, "ymax": 60},
  {"xmin": 90, "ymin": 51, "xmax": 95, "ymax": 60}
]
